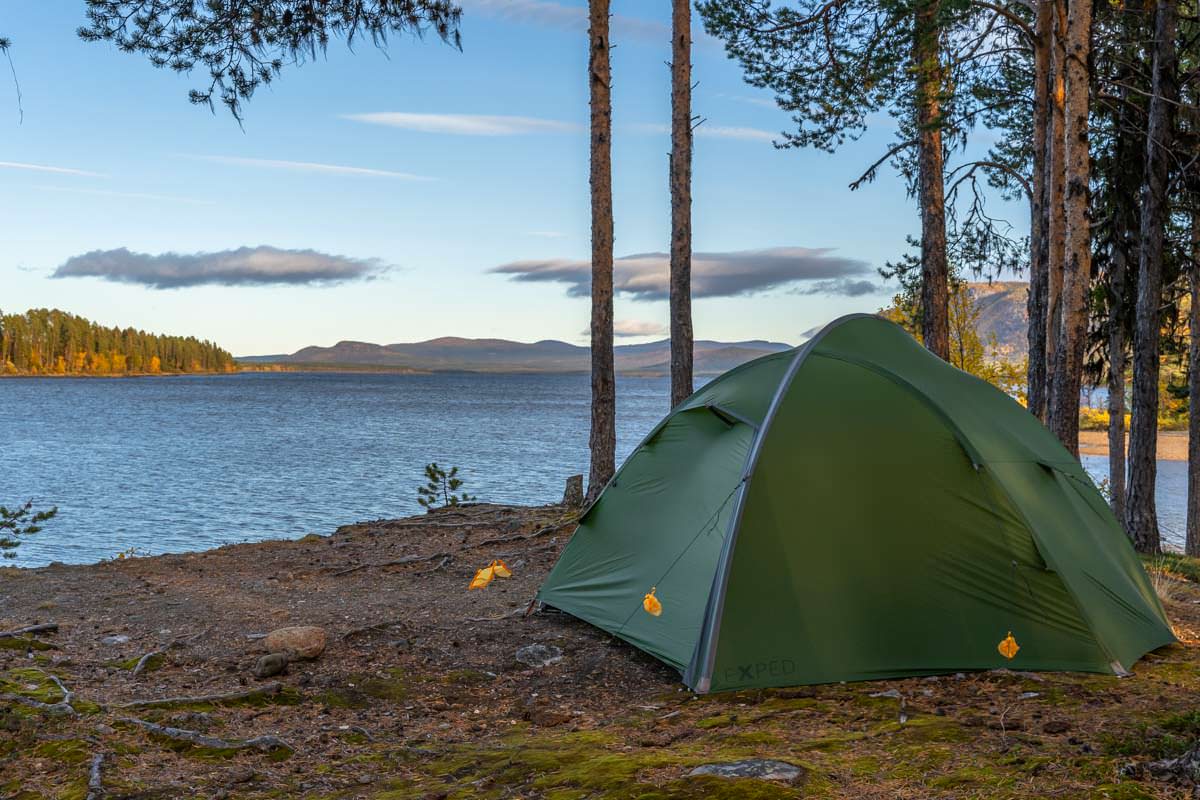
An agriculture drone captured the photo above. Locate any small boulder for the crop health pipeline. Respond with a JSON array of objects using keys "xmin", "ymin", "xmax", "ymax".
[
  {"xmin": 101, "ymin": 634, "xmax": 130, "ymax": 646},
  {"xmin": 263, "ymin": 626, "xmax": 327, "ymax": 660},
  {"xmin": 253, "ymin": 652, "xmax": 290, "ymax": 679},
  {"xmin": 515, "ymin": 643, "xmax": 563, "ymax": 668},
  {"xmin": 688, "ymin": 759, "xmax": 806, "ymax": 784}
]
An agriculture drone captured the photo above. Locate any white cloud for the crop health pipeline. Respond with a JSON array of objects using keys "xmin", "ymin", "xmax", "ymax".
[
  {"xmin": 494, "ymin": 247, "xmax": 879, "ymax": 300},
  {"xmin": 614, "ymin": 319, "xmax": 667, "ymax": 337},
  {"xmin": 343, "ymin": 112, "xmax": 580, "ymax": 136},
  {"xmin": 53, "ymin": 246, "xmax": 386, "ymax": 289},
  {"xmin": 0, "ymin": 160, "xmax": 105, "ymax": 178},
  {"xmin": 191, "ymin": 155, "xmax": 434, "ymax": 180}
]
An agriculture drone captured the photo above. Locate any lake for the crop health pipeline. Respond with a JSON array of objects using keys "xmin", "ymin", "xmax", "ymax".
[{"xmin": 0, "ymin": 372, "xmax": 1189, "ymax": 566}]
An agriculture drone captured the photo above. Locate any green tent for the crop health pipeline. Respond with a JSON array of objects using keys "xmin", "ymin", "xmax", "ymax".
[{"xmin": 538, "ymin": 314, "xmax": 1175, "ymax": 693}]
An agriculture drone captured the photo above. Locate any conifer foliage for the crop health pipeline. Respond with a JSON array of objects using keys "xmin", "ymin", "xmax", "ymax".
[
  {"xmin": 417, "ymin": 463, "xmax": 475, "ymax": 510},
  {"xmin": 78, "ymin": 0, "xmax": 462, "ymax": 120},
  {"xmin": 0, "ymin": 308, "xmax": 235, "ymax": 376},
  {"xmin": 0, "ymin": 501, "xmax": 57, "ymax": 558}
]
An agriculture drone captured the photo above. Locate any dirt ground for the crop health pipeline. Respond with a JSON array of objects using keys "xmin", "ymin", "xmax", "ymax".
[
  {"xmin": 1079, "ymin": 431, "xmax": 1188, "ymax": 461},
  {"xmin": 3, "ymin": 503, "xmax": 1200, "ymax": 799}
]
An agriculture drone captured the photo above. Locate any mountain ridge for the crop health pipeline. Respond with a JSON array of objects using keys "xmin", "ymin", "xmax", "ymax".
[{"xmin": 240, "ymin": 336, "xmax": 794, "ymax": 375}]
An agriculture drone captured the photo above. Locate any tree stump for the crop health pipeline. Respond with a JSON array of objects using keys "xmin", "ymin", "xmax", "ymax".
[{"xmin": 562, "ymin": 475, "xmax": 584, "ymax": 508}]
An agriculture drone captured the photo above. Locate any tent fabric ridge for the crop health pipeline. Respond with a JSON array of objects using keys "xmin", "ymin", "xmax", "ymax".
[
  {"xmin": 704, "ymin": 403, "xmax": 758, "ymax": 429},
  {"xmin": 811, "ymin": 350, "xmax": 984, "ymax": 469},
  {"xmin": 688, "ymin": 312, "xmax": 876, "ymax": 693}
]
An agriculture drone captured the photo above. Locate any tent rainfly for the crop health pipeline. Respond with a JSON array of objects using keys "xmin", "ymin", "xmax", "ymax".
[{"xmin": 537, "ymin": 314, "xmax": 1175, "ymax": 693}]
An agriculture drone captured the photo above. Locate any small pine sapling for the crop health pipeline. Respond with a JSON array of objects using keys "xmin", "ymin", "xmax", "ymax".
[
  {"xmin": 416, "ymin": 463, "xmax": 476, "ymax": 510},
  {"xmin": 0, "ymin": 500, "xmax": 57, "ymax": 558}
]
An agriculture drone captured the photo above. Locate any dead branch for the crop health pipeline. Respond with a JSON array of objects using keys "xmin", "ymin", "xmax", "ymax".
[
  {"xmin": 119, "ymin": 716, "xmax": 293, "ymax": 754},
  {"xmin": 0, "ymin": 622, "xmax": 58, "ymax": 639},
  {"xmin": 86, "ymin": 753, "xmax": 105, "ymax": 800},
  {"xmin": 465, "ymin": 607, "xmax": 527, "ymax": 623},
  {"xmin": 118, "ymin": 681, "xmax": 281, "ymax": 709}
]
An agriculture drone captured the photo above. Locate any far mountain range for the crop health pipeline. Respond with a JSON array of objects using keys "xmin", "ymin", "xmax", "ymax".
[{"xmin": 241, "ymin": 282, "xmax": 1029, "ymax": 375}]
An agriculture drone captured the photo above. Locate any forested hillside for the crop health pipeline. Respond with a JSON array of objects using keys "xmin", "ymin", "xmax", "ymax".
[{"xmin": 0, "ymin": 309, "xmax": 235, "ymax": 376}]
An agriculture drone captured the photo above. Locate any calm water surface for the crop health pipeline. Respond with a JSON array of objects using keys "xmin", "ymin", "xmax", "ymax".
[
  {"xmin": 0, "ymin": 372, "xmax": 1187, "ymax": 566},
  {"xmin": 1, "ymin": 372, "xmax": 667, "ymax": 567}
]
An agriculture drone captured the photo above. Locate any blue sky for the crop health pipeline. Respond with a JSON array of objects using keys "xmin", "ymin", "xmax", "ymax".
[{"xmin": 0, "ymin": 1, "xmax": 1023, "ymax": 356}]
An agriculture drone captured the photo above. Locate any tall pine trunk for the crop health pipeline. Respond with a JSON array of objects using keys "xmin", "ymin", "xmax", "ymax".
[
  {"xmin": 587, "ymin": 0, "xmax": 615, "ymax": 502},
  {"xmin": 1105, "ymin": 77, "xmax": 1140, "ymax": 525},
  {"xmin": 669, "ymin": 0, "xmax": 694, "ymax": 409},
  {"xmin": 1126, "ymin": 0, "xmax": 1177, "ymax": 552},
  {"xmin": 1027, "ymin": 0, "xmax": 1053, "ymax": 421},
  {"xmin": 914, "ymin": 0, "xmax": 949, "ymax": 361},
  {"xmin": 1188, "ymin": 209, "xmax": 1200, "ymax": 555},
  {"xmin": 1044, "ymin": 0, "xmax": 1067, "ymax": 409},
  {"xmin": 1047, "ymin": 0, "xmax": 1091, "ymax": 456},
  {"xmin": 1107, "ymin": 242, "xmax": 1128, "ymax": 521}
]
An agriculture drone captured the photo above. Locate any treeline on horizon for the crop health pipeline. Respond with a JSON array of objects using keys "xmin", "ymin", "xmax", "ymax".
[{"xmin": 0, "ymin": 308, "xmax": 236, "ymax": 376}]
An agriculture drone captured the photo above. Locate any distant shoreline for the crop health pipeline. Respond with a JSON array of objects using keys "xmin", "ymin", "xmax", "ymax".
[{"xmin": 1079, "ymin": 430, "xmax": 1187, "ymax": 461}]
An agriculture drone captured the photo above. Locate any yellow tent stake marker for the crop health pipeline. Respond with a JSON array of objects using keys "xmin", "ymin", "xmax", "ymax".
[
  {"xmin": 643, "ymin": 587, "xmax": 662, "ymax": 617},
  {"xmin": 998, "ymin": 631, "xmax": 1019, "ymax": 660}
]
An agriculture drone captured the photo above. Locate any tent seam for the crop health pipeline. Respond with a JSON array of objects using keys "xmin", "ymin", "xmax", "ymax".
[{"xmin": 686, "ymin": 312, "xmax": 877, "ymax": 692}]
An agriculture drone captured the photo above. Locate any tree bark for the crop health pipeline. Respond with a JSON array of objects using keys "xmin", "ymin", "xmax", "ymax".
[
  {"xmin": 1044, "ymin": 0, "xmax": 1067, "ymax": 412},
  {"xmin": 587, "ymin": 0, "xmax": 615, "ymax": 502},
  {"xmin": 1026, "ymin": 0, "xmax": 1053, "ymax": 422},
  {"xmin": 1047, "ymin": 0, "xmax": 1091, "ymax": 457},
  {"xmin": 1188, "ymin": 210, "xmax": 1200, "ymax": 555},
  {"xmin": 669, "ymin": 0, "xmax": 694, "ymax": 409},
  {"xmin": 1126, "ymin": 0, "xmax": 1177, "ymax": 553},
  {"xmin": 1107, "ymin": 241, "xmax": 1128, "ymax": 522},
  {"xmin": 914, "ymin": 0, "xmax": 949, "ymax": 361}
]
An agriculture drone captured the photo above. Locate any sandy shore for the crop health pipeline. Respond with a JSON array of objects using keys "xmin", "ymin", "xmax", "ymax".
[{"xmin": 1079, "ymin": 430, "xmax": 1188, "ymax": 461}]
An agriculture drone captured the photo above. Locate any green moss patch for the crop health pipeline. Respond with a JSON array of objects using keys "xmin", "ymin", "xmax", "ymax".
[
  {"xmin": 0, "ymin": 635, "xmax": 55, "ymax": 652},
  {"xmin": 1101, "ymin": 710, "xmax": 1200, "ymax": 760}
]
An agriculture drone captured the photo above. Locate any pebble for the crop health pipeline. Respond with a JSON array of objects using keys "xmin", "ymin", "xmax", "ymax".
[{"xmin": 100, "ymin": 635, "xmax": 129, "ymax": 645}]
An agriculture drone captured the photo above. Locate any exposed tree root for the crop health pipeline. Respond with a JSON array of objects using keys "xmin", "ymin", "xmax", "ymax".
[
  {"xmin": 0, "ymin": 622, "xmax": 58, "ymax": 639},
  {"xmin": 131, "ymin": 649, "xmax": 166, "ymax": 677},
  {"xmin": 341, "ymin": 619, "xmax": 411, "ymax": 641},
  {"xmin": 0, "ymin": 693, "xmax": 76, "ymax": 716},
  {"xmin": 331, "ymin": 552, "xmax": 450, "ymax": 577},
  {"xmin": 86, "ymin": 752, "xmax": 105, "ymax": 800},
  {"xmin": 119, "ymin": 716, "xmax": 293, "ymax": 754},
  {"xmin": 118, "ymin": 681, "xmax": 282, "ymax": 709}
]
